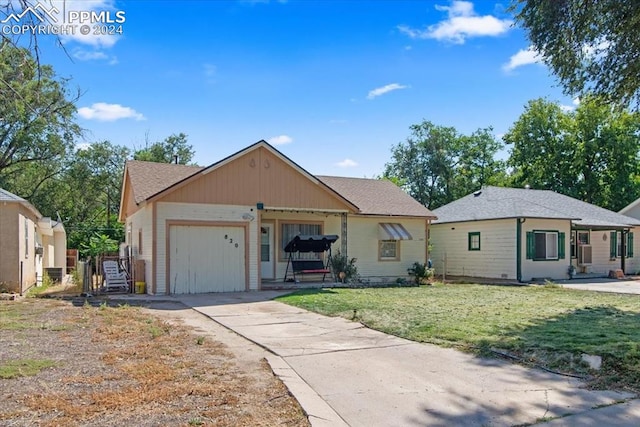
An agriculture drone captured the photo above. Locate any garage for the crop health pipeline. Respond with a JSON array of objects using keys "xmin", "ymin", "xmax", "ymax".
[{"xmin": 169, "ymin": 224, "xmax": 246, "ymax": 294}]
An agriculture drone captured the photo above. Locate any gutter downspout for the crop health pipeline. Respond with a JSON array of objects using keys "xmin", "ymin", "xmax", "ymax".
[{"xmin": 516, "ymin": 218, "xmax": 525, "ymax": 282}]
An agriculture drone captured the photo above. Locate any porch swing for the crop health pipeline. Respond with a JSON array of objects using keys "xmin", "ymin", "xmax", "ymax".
[{"xmin": 283, "ymin": 234, "xmax": 339, "ymax": 282}]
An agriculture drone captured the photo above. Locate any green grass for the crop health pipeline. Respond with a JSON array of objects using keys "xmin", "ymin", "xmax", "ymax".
[
  {"xmin": 0, "ymin": 359, "xmax": 56, "ymax": 379},
  {"xmin": 276, "ymin": 283, "xmax": 640, "ymax": 391}
]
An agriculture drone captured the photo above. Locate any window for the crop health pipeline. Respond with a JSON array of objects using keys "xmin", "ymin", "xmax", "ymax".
[
  {"xmin": 280, "ymin": 222, "xmax": 322, "ymax": 260},
  {"xmin": 468, "ymin": 232, "xmax": 481, "ymax": 251},
  {"xmin": 138, "ymin": 229, "xmax": 143, "ymax": 255},
  {"xmin": 610, "ymin": 231, "xmax": 634, "ymax": 259},
  {"xmin": 379, "ymin": 240, "xmax": 399, "ymax": 261},
  {"xmin": 526, "ymin": 230, "xmax": 565, "ymax": 261},
  {"xmin": 571, "ymin": 230, "xmax": 590, "ymax": 258}
]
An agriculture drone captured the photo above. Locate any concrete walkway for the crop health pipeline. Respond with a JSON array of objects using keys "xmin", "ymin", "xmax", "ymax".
[
  {"xmin": 174, "ymin": 292, "xmax": 639, "ymax": 427},
  {"xmin": 558, "ymin": 277, "xmax": 640, "ymax": 295}
]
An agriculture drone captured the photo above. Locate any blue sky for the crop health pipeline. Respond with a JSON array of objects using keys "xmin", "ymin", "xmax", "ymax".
[{"xmin": 14, "ymin": 0, "xmax": 573, "ymax": 177}]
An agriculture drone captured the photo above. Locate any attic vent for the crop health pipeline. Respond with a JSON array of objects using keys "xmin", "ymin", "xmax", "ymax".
[{"xmin": 473, "ymin": 190, "xmax": 482, "ymax": 197}]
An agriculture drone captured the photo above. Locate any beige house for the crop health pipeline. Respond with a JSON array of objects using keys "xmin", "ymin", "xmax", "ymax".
[
  {"xmin": 0, "ymin": 188, "xmax": 67, "ymax": 293},
  {"xmin": 118, "ymin": 140, "xmax": 436, "ymax": 294},
  {"xmin": 430, "ymin": 186, "xmax": 640, "ymax": 282}
]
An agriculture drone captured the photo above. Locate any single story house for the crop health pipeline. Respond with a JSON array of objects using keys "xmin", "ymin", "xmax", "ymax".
[
  {"xmin": 118, "ymin": 140, "xmax": 436, "ymax": 294},
  {"xmin": 430, "ymin": 186, "xmax": 640, "ymax": 282},
  {"xmin": 0, "ymin": 188, "xmax": 67, "ymax": 293}
]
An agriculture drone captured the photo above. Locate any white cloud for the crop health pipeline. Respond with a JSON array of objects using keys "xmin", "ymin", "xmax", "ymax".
[
  {"xmin": 77, "ymin": 103, "xmax": 145, "ymax": 121},
  {"xmin": 560, "ymin": 97, "xmax": 581, "ymax": 112},
  {"xmin": 502, "ymin": 46, "xmax": 542, "ymax": 72},
  {"xmin": 267, "ymin": 135, "xmax": 293, "ymax": 145},
  {"xmin": 71, "ymin": 48, "xmax": 118, "ymax": 64},
  {"xmin": 398, "ymin": 1, "xmax": 512, "ymax": 44},
  {"xmin": 76, "ymin": 142, "xmax": 91, "ymax": 151},
  {"xmin": 46, "ymin": 0, "xmax": 124, "ymax": 48},
  {"xmin": 367, "ymin": 83, "xmax": 409, "ymax": 100},
  {"xmin": 336, "ymin": 158, "xmax": 358, "ymax": 168}
]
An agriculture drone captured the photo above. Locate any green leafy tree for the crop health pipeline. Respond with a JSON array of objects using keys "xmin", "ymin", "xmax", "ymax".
[
  {"xmin": 61, "ymin": 141, "xmax": 130, "ymax": 250},
  {"xmin": 511, "ymin": 0, "xmax": 640, "ymax": 108},
  {"xmin": 0, "ymin": 42, "xmax": 81, "ymax": 195},
  {"xmin": 504, "ymin": 99, "xmax": 576, "ymax": 195},
  {"xmin": 133, "ymin": 133, "xmax": 194, "ymax": 164},
  {"xmin": 384, "ymin": 120, "xmax": 506, "ymax": 209},
  {"xmin": 505, "ymin": 97, "xmax": 640, "ymax": 211}
]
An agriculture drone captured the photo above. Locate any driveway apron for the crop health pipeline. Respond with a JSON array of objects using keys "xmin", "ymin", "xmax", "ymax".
[{"xmin": 176, "ymin": 293, "xmax": 636, "ymax": 427}]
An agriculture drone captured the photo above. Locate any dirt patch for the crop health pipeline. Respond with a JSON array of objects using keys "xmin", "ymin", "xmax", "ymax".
[{"xmin": 0, "ymin": 298, "xmax": 310, "ymax": 426}]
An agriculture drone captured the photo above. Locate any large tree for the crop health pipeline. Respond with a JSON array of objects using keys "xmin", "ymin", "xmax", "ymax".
[
  {"xmin": 133, "ymin": 133, "xmax": 194, "ymax": 164},
  {"xmin": 505, "ymin": 97, "xmax": 640, "ymax": 211},
  {"xmin": 511, "ymin": 0, "xmax": 640, "ymax": 108},
  {"xmin": 0, "ymin": 42, "xmax": 81, "ymax": 194},
  {"xmin": 384, "ymin": 121, "xmax": 506, "ymax": 209}
]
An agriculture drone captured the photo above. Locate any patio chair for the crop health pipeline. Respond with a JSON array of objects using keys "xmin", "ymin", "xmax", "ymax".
[{"xmin": 102, "ymin": 260, "xmax": 129, "ymax": 292}]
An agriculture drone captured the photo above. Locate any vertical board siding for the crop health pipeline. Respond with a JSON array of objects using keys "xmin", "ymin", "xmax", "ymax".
[
  {"xmin": 520, "ymin": 219, "xmax": 571, "ymax": 281},
  {"xmin": 159, "ymin": 147, "xmax": 350, "ymax": 211},
  {"xmin": 430, "ymin": 219, "xmax": 516, "ymax": 280},
  {"xmin": 156, "ymin": 202, "xmax": 258, "ymax": 294}
]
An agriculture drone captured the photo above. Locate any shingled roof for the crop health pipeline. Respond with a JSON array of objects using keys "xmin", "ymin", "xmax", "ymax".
[
  {"xmin": 123, "ymin": 154, "xmax": 436, "ymax": 218},
  {"xmin": 318, "ymin": 176, "xmax": 436, "ymax": 218},
  {"xmin": 434, "ymin": 186, "xmax": 640, "ymax": 228},
  {"xmin": 125, "ymin": 160, "xmax": 203, "ymax": 204}
]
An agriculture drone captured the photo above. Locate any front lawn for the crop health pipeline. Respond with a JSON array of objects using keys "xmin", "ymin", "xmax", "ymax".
[{"xmin": 276, "ymin": 283, "xmax": 640, "ymax": 392}]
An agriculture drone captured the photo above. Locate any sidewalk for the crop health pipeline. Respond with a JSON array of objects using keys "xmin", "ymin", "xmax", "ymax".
[{"xmin": 173, "ymin": 293, "xmax": 638, "ymax": 427}]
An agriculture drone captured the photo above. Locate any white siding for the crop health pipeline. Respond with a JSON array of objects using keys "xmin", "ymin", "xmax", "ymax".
[
  {"xmin": 626, "ymin": 227, "xmax": 640, "ymax": 274},
  {"xmin": 430, "ymin": 219, "xmax": 517, "ymax": 280},
  {"xmin": 577, "ymin": 228, "xmax": 640, "ymax": 276},
  {"xmin": 127, "ymin": 205, "xmax": 153, "ymax": 292},
  {"xmin": 520, "ymin": 219, "xmax": 572, "ymax": 281},
  {"xmin": 261, "ymin": 211, "xmax": 342, "ymax": 280},
  {"xmin": 347, "ymin": 216, "xmax": 427, "ymax": 280},
  {"xmin": 156, "ymin": 202, "xmax": 258, "ymax": 294}
]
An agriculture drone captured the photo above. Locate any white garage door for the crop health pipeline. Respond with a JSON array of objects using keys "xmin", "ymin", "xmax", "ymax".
[{"xmin": 169, "ymin": 225, "xmax": 246, "ymax": 294}]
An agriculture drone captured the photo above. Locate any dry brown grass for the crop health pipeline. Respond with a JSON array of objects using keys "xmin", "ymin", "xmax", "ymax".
[{"xmin": 0, "ymin": 299, "xmax": 309, "ymax": 427}]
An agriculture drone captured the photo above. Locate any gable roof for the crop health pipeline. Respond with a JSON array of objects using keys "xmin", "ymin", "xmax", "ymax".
[
  {"xmin": 125, "ymin": 160, "xmax": 203, "ymax": 205},
  {"xmin": 120, "ymin": 141, "xmax": 436, "ymax": 219},
  {"xmin": 0, "ymin": 188, "xmax": 42, "ymax": 218},
  {"xmin": 318, "ymin": 176, "xmax": 436, "ymax": 218},
  {"xmin": 433, "ymin": 186, "xmax": 640, "ymax": 228}
]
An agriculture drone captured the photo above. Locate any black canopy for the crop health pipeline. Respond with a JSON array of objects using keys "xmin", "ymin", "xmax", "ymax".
[{"xmin": 284, "ymin": 234, "xmax": 339, "ymax": 253}]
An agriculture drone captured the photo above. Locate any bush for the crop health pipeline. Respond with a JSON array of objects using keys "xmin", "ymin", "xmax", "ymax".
[
  {"xmin": 330, "ymin": 251, "xmax": 359, "ymax": 283},
  {"xmin": 407, "ymin": 262, "xmax": 434, "ymax": 285}
]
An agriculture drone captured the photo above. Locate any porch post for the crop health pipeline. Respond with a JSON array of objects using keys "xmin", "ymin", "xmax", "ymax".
[
  {"xmin": 341, "ymin": 213, "xmax": 347, "ymax": 256},
  {"xmin": 621, "ymin": 230, "xmax": 627, "ymax": 273}
]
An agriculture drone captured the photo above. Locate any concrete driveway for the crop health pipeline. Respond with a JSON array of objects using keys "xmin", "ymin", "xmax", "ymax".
[
  {"xmin": 175, "ymin": 292, "xmax": 638, "ymax": 427},
  {"xmin": 558, "ymin": 277, "xmax": 640, "ymax": 294}
]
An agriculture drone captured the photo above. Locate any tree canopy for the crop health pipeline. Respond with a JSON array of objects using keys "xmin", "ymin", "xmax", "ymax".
[
  {"xmin": 133, "ymin": 133, "xmax": 195, "ymax": 164},
  {"xmin": 511, "ymin": 0, "xmax": 640, "ymax": 108},
  {"xmin": 384, "ymin": 121, "xmax": 506, "ymax": 209},
  {"xmin": 0, "ymin": 42, "xmax": 80, "ymax": 191},
  {"xmin": 505, "ymin": 97, "xmax": 640, "ymax": 211}
]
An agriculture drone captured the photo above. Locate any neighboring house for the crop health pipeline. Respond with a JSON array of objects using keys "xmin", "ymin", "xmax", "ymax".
[
  {"xmin": 0, "ymin": 188, "xmax": 67, "ymax": 293},
  {"xmin": 430, "ymin": 186, "xmax": 640, "ymax": 282},
  {"xmin": 118, "ymin": 140, "xmax": 436, "ymax": 294}
]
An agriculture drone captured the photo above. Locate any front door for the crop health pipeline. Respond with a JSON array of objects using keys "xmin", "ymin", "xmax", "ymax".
[{"xmin": 260, "ymin": 223, "xmax": 275, "ymax": 279}]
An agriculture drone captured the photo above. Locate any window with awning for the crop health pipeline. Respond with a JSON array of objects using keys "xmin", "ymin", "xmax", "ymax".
[{"xmin": 378, "ymin": 223, "xmax": 413, "ymax": 240}]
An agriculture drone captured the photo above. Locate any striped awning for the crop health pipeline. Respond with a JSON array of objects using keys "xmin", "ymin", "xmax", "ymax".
[{"xmin": 378, "ymin": 223, "xmax": 413, "ymax": 240}]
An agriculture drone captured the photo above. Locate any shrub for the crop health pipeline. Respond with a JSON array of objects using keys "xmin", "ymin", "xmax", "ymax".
[
  {"xmin": 330, "ymin": 251, "xmax": 359, "ymax": 283},
  {"xmin": 407, "ymin": 262, "xmax": 434, "ymax": 285}
]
